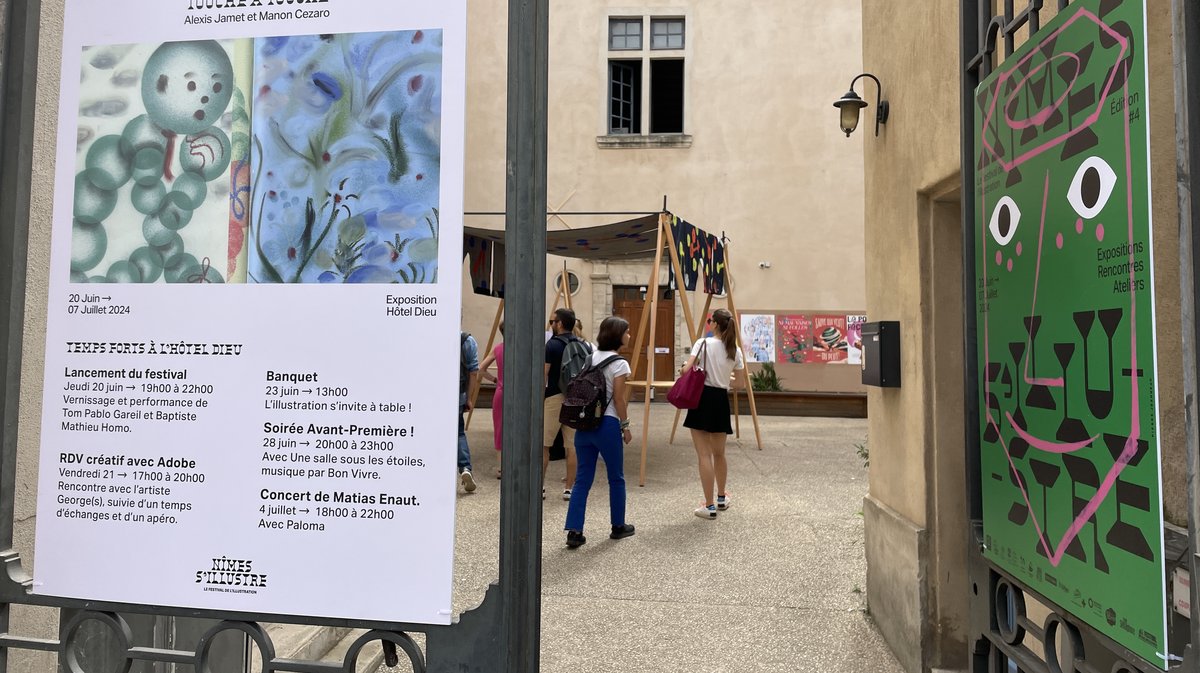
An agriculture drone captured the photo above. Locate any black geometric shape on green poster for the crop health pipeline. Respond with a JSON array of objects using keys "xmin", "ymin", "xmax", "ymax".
[
  {"xmin": 1063, "ymin": 453, "xmax": 1100, "ymax": 488},
  {"xmin": 1094, "ymin": 539, "xmax": 1110, "ymax": 573},
  {"xmin": 1107, "ymin": 521, "xmax": 1154, "ymax": 561},
  {"xmin": 1005, "ymin": 166, "xmax": 1024, "ymax": 188},
  {"xmin": 1008, "ymin": 501, "xmax": 1030, "ymax": 525},
  {"xmin": 1029, "ymin": 68, "xmax": 1049, "ymax": 105},
  {"xmin": 1043, "ymin": 106, "xmax": 1065, "ymax": 131},
  {"xmin": 1098, "ymin": 307, "xmax": 1123, "ymax": 335},
  {"xmin": 1109, "ymin": 58, "xmax": 1131, "ymax": 91},
  {"xmin": 1073, "ymin": 310, "xmax": 1096, "ymax": 338},
  {"xmin": 1008, "ymin": 434, "xmax": 1031, "ymax": 460},
  {"xmin": 1056, "ymin": 58, "xmax": 1079, "ymax": 90},
  {"xmin": 1074, "ymin": 42, "xmax": 1095, "ymax": 74},
  {"xmin": 1061, "ymin": 126, "xmax": 1100, "ymax": 161},
  {"xmin": 1067, "ymin": 84, "xmax": 1097, "ymax": 117},
  {"xmin": 1065, "ymin": 532, "xmax": 1087, "ymax": 561},
  {"xmin": 1021, "ymin": 125, "xmax": 1040, "ymax": 146},
  {"xmin": 1038, "ymin": 35, "xmax": 1059, "ymax": 59},
  {"xmin": 1116, "ymin": 479, "xmax": 1151, "ymax": 510},
  {"xmin": 991, "ymin": 137, "xmax": 1007, "ymax": 160},
  {"xmin": 1034, "ymin": 536, "xmax": 1050, "ymax": 559},
  {"xmin": 1001, "ymin": 364, "xmax": 1013, "ymax": 398},
  {"xmin": 1103, "ymin": 433, "xmax": 1150, "ymax": 466},
  {"xmin": 1030, "ymin": 459, "xmax": 1062, "ymax": 488},
  {"xmin": 1075, "ymin": 309, "xmax": 1118, "ymax": 419},
  {"xmin": 1099, "ymin": 0, "xmax": 1122, "ymax": 18},
  {"xmin": 1027, "ymin": 384, "xmax": 1056, "ymax": 409},
  {"xmin": 984, "ymin": 419, "xmax": 1000, "ymax": 443}
]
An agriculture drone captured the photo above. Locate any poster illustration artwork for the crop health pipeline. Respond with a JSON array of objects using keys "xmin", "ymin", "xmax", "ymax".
[
  {"xmin": 973, "ymin": 0, "xmax": 1166, "ymax": 664},
  {"xmin": 73, "ymin": 31, "xmax": 443, "ymax": 285}
]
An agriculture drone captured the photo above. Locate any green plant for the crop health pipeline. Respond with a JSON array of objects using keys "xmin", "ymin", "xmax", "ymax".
[
  {"xmin": 854, "ymin": 440, "xmax": 869, "ymax": 468},
  {"xmin": 749, "ymin": 362, "xmax": 784, "ymax": 392}
]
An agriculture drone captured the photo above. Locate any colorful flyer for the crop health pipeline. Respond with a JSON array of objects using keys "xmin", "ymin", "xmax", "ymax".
[
  {"xmin": 845, "ymin": 315, "xmax": 866, "ymax": 365},
  {"xmin": 36, "ymin": 0, "xmax": 468, "ymax": 625},
  {"xmin": 807, "ymin": 314, "xmax": 848, "ymax": 364},
  {"xmin": 973, "ymin": 0, "xmax": 1166, "ymax": 663},
  {"xmin": 775, "ymin": 314, "xmax": 811, "ymax": 364},
  {"xmin": 739, "ymin": 314, "xmax": 775, "ymax": 363}
]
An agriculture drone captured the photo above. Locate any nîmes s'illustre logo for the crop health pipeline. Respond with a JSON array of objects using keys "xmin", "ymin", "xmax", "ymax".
[{"xmin": 195, "ymin": 556, "xmax": 267, "ymax": 594}]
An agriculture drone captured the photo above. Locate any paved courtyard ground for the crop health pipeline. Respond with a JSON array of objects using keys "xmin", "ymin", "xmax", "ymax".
[{"xmin": 441, "ymin": 403, "xmax": 904, "ymax": 673}]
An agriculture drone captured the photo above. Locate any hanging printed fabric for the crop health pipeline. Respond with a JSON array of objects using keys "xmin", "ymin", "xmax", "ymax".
[
  {"xmin": 463, "ymin": 236, "xmax": 505, "ymax": 297},
  {"xmin": 666, "ymin": 213, "xmax": 726, "ymax": 295},
  {"xmin": 703, "ymin": 233, "xmax": 726, "ymax": 295},
  {"xmin": 668, "ymin": 214, "xmax": 702, "ymax": 291}
]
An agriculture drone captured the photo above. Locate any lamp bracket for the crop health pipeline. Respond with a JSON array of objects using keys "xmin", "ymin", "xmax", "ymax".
[{"xmin": 847, "ymin": 72, "xmax": 889, "ymax": 136}]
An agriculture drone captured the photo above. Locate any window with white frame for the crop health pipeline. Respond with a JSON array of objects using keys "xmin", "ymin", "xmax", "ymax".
[{"xmin": 606, "ymin": 16, "xmax": 686, "ymax": 136}]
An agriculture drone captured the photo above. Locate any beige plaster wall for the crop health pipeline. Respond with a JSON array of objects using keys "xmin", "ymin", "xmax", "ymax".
[
  {"xmin": 861, "ymin": 0, "xmax": 961, "ymax": 532},
  {"xmin": 461, "ymin": 0, "xmax": 867, "ymax": 372}
]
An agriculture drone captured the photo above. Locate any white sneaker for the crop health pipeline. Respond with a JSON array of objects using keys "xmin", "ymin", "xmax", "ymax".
[
  {"xmin": 562, "ymin": 489, "xmax": 572, "ymax": 501},
  {"xmin": 460, "ymin": 470, "xmax": 476, "ymax": 493},
  {"xmin": 716, "ymin": 494, "xmax": 732, "ymax": 511},
  {"xmin": 694, "ymin": 505, "xmax": 717, "ymax": 519}
]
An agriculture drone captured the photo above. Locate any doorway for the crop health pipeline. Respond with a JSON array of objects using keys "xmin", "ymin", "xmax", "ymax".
[{"xmin": 612, "ymin": 285, "xmax": 675, "ymax": 385}]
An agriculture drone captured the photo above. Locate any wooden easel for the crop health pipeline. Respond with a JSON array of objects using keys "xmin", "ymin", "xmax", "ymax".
[
  {"xmin": 467, "ymin": 261, "xmax": 573, "ymax": 428},
  {"xmin": 628, "ymin": 215, "xmax": 762, "ymax": 487}
]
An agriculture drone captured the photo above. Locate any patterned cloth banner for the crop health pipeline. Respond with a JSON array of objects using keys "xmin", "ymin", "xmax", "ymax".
[
  {"xmin": 668, "ymin": 214, "xmax": 726, "ymax": 295},
  {"xmin": 464, "ymin": 235, "xmax": 504, "ymax": 297}
]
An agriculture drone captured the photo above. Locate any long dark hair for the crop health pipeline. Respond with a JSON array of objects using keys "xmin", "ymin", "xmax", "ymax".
[
  {"xmin": 596, "ymin": 316, "xmax": 629, "ymax": 351},
  {"xmin": 709, "ymin": 308, "xmax": 738, "ymax": 360}
]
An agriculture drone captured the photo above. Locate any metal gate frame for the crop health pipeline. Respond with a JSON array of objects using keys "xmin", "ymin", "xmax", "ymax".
[
  {"xmin": 961, "ymin": 0, "xmax": 1200, "ymax": 671},
  {"xmin": 0, "ymin": 0, "xmax": 550, "ymax": 671}
]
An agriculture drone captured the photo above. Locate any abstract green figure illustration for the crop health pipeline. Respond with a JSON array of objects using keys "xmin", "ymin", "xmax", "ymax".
[
  {"xmin": 974, "ymin": 0, "xmax": 1165, "ymax": 664},
  {"xmin": 73, "ymin": 39, "xmax": 247, "ymax": 283}
]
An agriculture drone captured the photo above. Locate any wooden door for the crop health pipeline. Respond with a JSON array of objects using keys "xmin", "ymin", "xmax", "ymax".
[{"xmin": 612, "ymin": 285, "xmax": 675, "ymax": 383}]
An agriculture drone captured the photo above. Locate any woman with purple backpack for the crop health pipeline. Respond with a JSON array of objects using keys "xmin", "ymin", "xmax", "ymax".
[{"xmin": 564, "ymin": 316, "xmax": 636, "ymax": 548}]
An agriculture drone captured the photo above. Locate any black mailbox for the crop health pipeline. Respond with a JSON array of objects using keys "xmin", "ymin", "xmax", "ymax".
[{"xmin": 861, "ymin": 321, "xmax": 901, "ymax": 388}]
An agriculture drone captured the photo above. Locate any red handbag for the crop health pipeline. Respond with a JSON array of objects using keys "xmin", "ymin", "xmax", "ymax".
[{"xmin": 667, "ymin": 340, "xmax": 708, "ymax": 409}]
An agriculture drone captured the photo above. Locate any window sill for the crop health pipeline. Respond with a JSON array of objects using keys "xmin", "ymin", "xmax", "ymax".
[{"xmin": 596, "ymin": 133, "xmax": 693, "ymax": 149}]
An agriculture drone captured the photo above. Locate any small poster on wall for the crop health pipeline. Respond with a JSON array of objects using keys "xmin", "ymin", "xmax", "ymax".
[
  {"xmin": 807, "ymin": 314, "xmax": 849, "ymax": 363},
  {"xmin": 740, "ymin": 314, "xmax": 776, "ymax": 363},
  {"xmin": 775, "ymin": 314, "xmax": 811, "ymax": 363},
  {"xmin": 845, "ymin": 315, "xmax": 867, "ymax": 365}
]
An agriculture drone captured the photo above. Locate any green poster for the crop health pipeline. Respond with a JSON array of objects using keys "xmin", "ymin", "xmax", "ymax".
[{"xmin": 974, "ymin": 0, "xmax": 1167, "ymax": 666}]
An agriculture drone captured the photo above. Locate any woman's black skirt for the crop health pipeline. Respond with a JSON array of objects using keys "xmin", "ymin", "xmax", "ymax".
[{"xmin": 682, "ymin": 385, "xmax": 733, "ymax": 434}]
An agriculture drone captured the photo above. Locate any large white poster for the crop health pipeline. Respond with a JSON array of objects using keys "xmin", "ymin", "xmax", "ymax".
[{"xmin": 34, "ymin": 0, "xmax": 467, "ymax": 624}]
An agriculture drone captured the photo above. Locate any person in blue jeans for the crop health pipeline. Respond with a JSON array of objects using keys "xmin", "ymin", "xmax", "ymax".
[
  {"xmin": 459, "ymin": 331, "xmax": 479, "ymax": 493},
  {"xmin": 564, "ymin": 316, "xmax": 635, "ymax": 548}
]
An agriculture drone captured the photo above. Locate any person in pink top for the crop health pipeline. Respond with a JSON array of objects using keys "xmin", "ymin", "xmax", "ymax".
[{"xmin": 478, "ymin": 321, "xmax": 505, "ymax": 478}]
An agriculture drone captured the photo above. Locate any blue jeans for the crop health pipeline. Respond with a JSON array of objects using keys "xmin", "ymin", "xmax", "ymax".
[
  {"xmin": 457, "ymin": 407, "xmax": 471, "ymax": 472},
  {"xmin": 565, "ymin": 416, "xmax": 626, "ymax": 531}
]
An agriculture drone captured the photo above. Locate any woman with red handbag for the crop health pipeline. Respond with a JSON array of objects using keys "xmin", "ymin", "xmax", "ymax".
[{"xmin": 681, "ymin": 308, "xmax": 746, "ymax": 519}]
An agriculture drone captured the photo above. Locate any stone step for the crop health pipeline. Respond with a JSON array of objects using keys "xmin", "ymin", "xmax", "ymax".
[
  {"xmin": 321, "ymin": 629, "xmax": 388, "ymax": 673},
  {"xmin": 249, "ymin": 623, "xmax": 352, "ymax": 673}
]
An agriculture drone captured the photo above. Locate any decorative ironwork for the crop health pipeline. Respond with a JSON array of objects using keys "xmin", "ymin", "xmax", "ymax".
[{"xmin": 962, "ymin": 0, "xmax": 1199, "ymax": 671}]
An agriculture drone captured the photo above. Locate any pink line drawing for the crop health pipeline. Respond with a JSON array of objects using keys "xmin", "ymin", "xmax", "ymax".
[
  {"xmin": 979, "ymin": 8, "xmax": 1127, "ymax": 173},
  {"xmin": 979, "ymin": 8, "xmax": 1140, "ymax": 569}
]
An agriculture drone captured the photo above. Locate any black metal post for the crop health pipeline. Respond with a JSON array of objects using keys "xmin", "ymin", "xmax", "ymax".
[
  {"xmin": 1172, "ymin": 0, "xmax": 1200, "ymax": 664},
  {"xmin": 0, "ymin": 0, "xmax": 37, "ymax": 554},
  {"xmin": 961, "ymin": 4, "xmax": 991, "ymax": 673},
  {"xmin": 499, "ymin": 0, "xmax": 548, "ymax": 671},
  {"xmin": 0, "ymin": 1, "xmax": 39, "ymax": 671}
]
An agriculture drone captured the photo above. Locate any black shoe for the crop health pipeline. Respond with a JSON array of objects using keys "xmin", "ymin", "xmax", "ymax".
[
  {"xmin": 610, "ymin": 524, "xmax": 635, "ymax": 540},
  {"xmin": 566, "ymin": 530, "xmax": 586, "ymax": 548}
]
